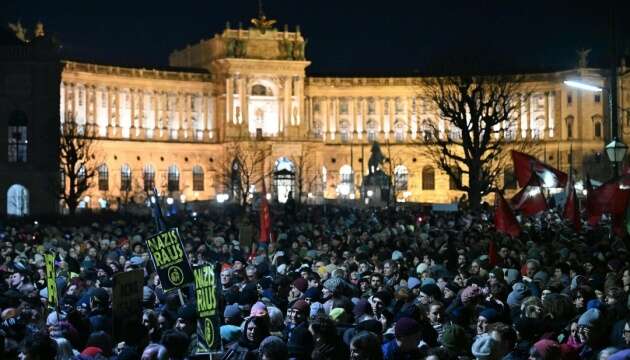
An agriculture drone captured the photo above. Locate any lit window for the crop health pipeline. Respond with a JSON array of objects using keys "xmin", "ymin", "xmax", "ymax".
[
  {"xmin": 168, "ymin": 165, "xmax": 180, "ymax": 192},
  {"xmin": 143, "ymin": 164, "xmax": 155, "ymax": 191},
  {"xmin": 193, "ymin": 165, "xmax": 204, "ymax": 191},
  {"xmin": 121, "ymin": 164, "xmax": 132, "ymax": 192},
  {"xmin": 7, "ymin": 184, "xmax": 29, "ymax": 216},
  {"xmin": 422, "ymin": 166, "xmax": 435, "ymax": 190},
  {"xmin": 98, "ymin": 164, "xmax": 109, "ymax": 191},
  {"xmin": 394, "ymin": 165, "xmax": 408, "ymax": 190},
  {"xmin": 8, "ymin": 110, "xmax": 28, "ymax": 163}
]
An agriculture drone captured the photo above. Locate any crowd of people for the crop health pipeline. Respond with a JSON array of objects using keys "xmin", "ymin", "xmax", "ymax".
[{"xmin": 2, "ymin": 203, "xmax": 630, "ymax": 360}]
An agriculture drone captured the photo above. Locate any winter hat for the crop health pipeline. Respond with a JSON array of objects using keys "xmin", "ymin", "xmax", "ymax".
[
  {"xmin": 353, "ymin": 299, "xmax": 373, "ymax": 319},
  {"xmin": 303, "ymin": 287, "xmax": 320, "ymax": 301},
  {"xmin": 578, "ymin": 308, "xmax": 601, "ymax": 328},
  {"xmin": 460, "ymin": 286, "xmax": 482, "ymax": 305},
  {"xmin": 507, "ymin": 282, "xmax": 529, "ymax": 307},
  {"xmin": 250, "ymin": 301, "xmax": 268, "ymax": 317},
  {"xmin": 177, "ymin": 304, "xmax": 197, "ymax": 321},
  {"xmin": 259, "ymin": 336, "xmax": 288, "ymax": 360},
  {"xmin": 292, "ymin": 278, "xmax": 308, "ymax": 293},
  {"xmin": 394, "ymin": 317, "xmax": 420, "ymax": 338},
  {"xmin": 224, "ymin": 303, "xmax": 241, "ymax": 319},
  {"xmin": 478, "ymin": 308, "xmax": 499, "ymax": 323},
  {"xmin": 329, "ymin": 308, "xmax": 345, "ymax": 321},
  {"xmin": 416, "ymin": 263, "xmax": 429, "ymax": 275},
  {"xmin": 291, "ymin": 299, "xmax": 310, "ymax": 315},
  {"xmin": 407, "ymin": 277, "xmax": 421, "ymax": 290},
  {"xmin": 587, "ymin": 299, "xmax": 602, "ymax": 310},
  {"xmin": 392, "ymin": 251, "xmax": 403, "ymax": 261},
  {"xmin": 471, "ymin": 334, "xmax": 497, "ymax": 359},
  {"xmin": 505, "ymin": 268, "xmax": 520, "ymax": 285},
  {"xmin": 220, "ymin": 325, "xmax": 241, "ymax": 343},
  {"xmin": 267, "ymin": 306, "xmax": 284, "ymax": 331},
  {"xmin": 532, "ymin": 339, "xmax": 560, "ymax": 359},
  {"xmin": 441, "ymin": 324, "xmax": 468, "ymax": 353},
  {"xmin": 81, "ymin": 347, "xmax": 103, "ymax": 357},
  {"xmin": 420, "ymin": 283, "xmax": 441, "ymax": 299}
]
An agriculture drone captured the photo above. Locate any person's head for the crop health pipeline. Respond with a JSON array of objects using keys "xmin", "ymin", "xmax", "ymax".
[
  {"xmin": 220, "ymin": 269, "xmax": 232, "ymax": 286},
  {"xmin": 175, "ymin": 305, "xmax": 197, "ymax": 336},
  {"xmin": 383, "ymin": 260, "xmax": 397, "ymax": 277},
  {"xmin": 259, "ymin": 336, "xmax": 288, "ymax": 360},
  {"xmin": 394, "ymin": 317, "xmax": 422, "ymax": 352},
  {"xmin": 142, "ymin": 309, "xmax": 158, "ymax": 332},
  {"xmin": 160, "ymin": 330, "xmax": 189, "ymax": 360},
  {"xmin": 308, "ymin": 315, "xmax": 337, "ymax": 342},
  {"xmin": 244, "ymin": 316, "xmax": 270, "ymax": 345},
  {"xmin": 488, "ymin": 323, "xmax": 516, "ymax": 359},
  {"xmin": 245, "ymin": 265, "xmax": 258, "ymax": 282},
  {"xmin": 350, "ymin": 331, "xmax": 383, "ymax": 360},
  {"xmin": 52, "ymin": 337, "xmax": 74, "ymax": 360},
  {"xmin": 622, "ymin": 269, "xmax": 630, "ymax": 287},
  {"xmin": 526, "ymin": 260, "xmax": 539, "ymax": 279},
  {"xmin": 528, "ymin": 339, "xmax": 560, "ymax": 360},
  {"xmin": 469, "ymin": 260, "xmax": 481, "ymax": 275},
  {"xmin": 370, "ymin": 273, "xmax": 383, "ymax": 290},
  {"xmin": 19, "ymin": 332, "xmax": 57, "ymax": 360},
  {"xmin": 498, "ymin": 247, "xmax": 509, "ymax": 259},
  {"xmin": 427, "ymin": 303, "xmax": 444, "ymax": 325},
  {"xmin": 287, "ymin": 300, "xmax": 309, "ymax": 326},
  {"xmin": 10, "ymin": 272, "xmax": 25, "ymax": 288}
]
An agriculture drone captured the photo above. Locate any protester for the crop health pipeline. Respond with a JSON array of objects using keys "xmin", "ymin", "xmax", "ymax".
[{"xmin": 2, "ymin": 201, "xmax": 630, "ymax": 360}]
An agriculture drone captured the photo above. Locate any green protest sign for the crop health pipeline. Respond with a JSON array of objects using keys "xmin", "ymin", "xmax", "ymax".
[
  {"xmin": 146, "ymin": 228, "xmax": 193, "ymax": 292},
  {"xmin": 193, "ymin": 264, "xmax": 221, "ymax": 352},
  {"xmin": 44, "ymin": 253, "xmax": 58, "ymax": 308}
]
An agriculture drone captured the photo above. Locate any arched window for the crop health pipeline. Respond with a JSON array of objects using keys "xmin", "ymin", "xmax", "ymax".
[
  {"xmin": 367, "ymin": 120, "xmax": 378, "ymax": 142},
  {"xmin": 251, "ymin": 84, "xmax": 273, "ymax": 96},
  {"xmin": 449, "ymin": 167, "xmax": 462, "ymax": 190},
  {"xmin": 593, "ymin": 115, "xmax": 603, "ymax": 139},
  {"xmin": 193, "ymin": 165, "xmax": 204, "ymax": 191},
  {"xmin": 168, "ymin": 165, "xmax": 180, "ymax": 192},
  {"xmin": 422, "ymin": 166, "xmax": 435, "ymax": 190},
  {"xmin": 339, "ymin": 120, "xmax": 350, "ymax": 143},
  {"xmin": 533, "ymin": 117, "xmax": 545, "ymax": 139},
  {"xmin": 394, "ymin": 121, "xmax": 405, "ymax": 143},
  {"xmin": 338, "ymin": 165, "xmax": 354, "ymax": 197},
  {"xmin": 121, "ymin": 164, "xmax": 132, "ymax": 192},
  {"xmin": 8, "ymin": 110, "xmax": 28, "ymax": 163},
  {"xmin": 143, "ymin": 164, "xmax": 155, "ymax": 191},
  {"xmin": 394, "ymin": 165, "xmax": 408, "ymax": 190},
  {"xmin": 504, "ymin": 168, "xmax": 517, "ymax": 189},
  {"xmin": 565, "ymin": 116, "xmax": 574, "ymax": 139},
  {"xmin": 7, "ymin": 184, "xmax": 28, "ymax": 216},
  {"xmin": 98, "ymin": 164, "xmax": 109, "ymax": 191}
]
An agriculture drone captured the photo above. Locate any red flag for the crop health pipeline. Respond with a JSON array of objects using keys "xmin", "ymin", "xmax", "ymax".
[
  {"xmin": 488, "ymin": 239, "xmax": 498, "ymax": 267},
  {"xmin": 586, "ymin": 177, "xmax": 630, "ymax": 226},
  {"xmin": 563, "ymin": 175, "xmax": 581, "ymax": 232},
  {"xmin": 512, "ymin": 150, "xmax": 568, "ymax": 188},
  {"xmin": 495, "ymin": 191, "xmax": 521, "ymax": 237},
  {"xmin": 510, "ymin": 177, "xmax": 547, "ymax": 216},
  {"xmin": 259, "ymin": 179, "xmax": 272, "ymax": 243}
]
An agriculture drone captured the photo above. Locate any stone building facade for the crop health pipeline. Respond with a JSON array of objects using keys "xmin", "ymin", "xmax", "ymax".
[{"xmin": 3, "ymin": 21, "xmax": 630, "ymax": 215}]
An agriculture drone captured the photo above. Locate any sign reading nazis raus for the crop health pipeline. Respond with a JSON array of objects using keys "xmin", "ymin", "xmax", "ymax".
[
  {"xmin": 193, "ymin": 264, "xmax": 221, "ymax": 353},
  {"xmin": 146, "ymin": 228, "xmax": 193, "ymax": 292}
]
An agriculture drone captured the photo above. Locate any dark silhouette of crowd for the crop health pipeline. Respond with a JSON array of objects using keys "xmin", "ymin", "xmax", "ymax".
[{"xmin": 2, "ymin": 204, "xmax": 630, "ymax": 360}]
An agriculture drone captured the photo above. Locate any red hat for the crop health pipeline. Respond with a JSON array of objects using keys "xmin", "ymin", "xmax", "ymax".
[
  {"xmin": 291, "ymin": 299, "xmax": 310, "ymax": 314},
  {"xmin": 81, "ymin": 346, "xmax": 103, "ymax": 357},
  {"xmin": 221, "ymin": 263, "xmax": 232, "ymax": 273},
  {"xmin": 293, "ymin": 278, "xmax": 308, "ymax": 293}
]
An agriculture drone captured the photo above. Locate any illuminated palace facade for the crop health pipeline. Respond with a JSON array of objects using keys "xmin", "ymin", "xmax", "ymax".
[{"xmin": 2, "ymin": 21, "xmax": 630, "ymax": 215}]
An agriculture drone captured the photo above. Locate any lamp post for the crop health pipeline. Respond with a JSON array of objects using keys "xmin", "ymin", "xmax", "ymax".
[{"xmin": 606, "ymin": 138, "xmax": 628, "ymax": 176}]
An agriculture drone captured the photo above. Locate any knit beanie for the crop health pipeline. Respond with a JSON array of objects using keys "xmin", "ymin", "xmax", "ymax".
[
  {"xmin": 441, "ymin": 324, "xmax": 468, "ymax": 353},
  {"xmin": 292, "ymin": 299, "xmax": 310, "ymax": 315},
  {"xmin": 478, "ymin": 308, "xmax": 498, "ymax": 323},
  {"xmin": 250, "ymin": 301, "xmax": 268, "ymax": 317},
  {"xmin": 506, "ymin": 282, "xmax": 529, "ymax": 307},
  {"xmin": 394, "ymin": 317, "xmax": 420, "ymax": 339},
  {"xmin": 532, "ymin": 339, "xmax": 561, "ymax": 360},
  {"xmin": 329, "ymin": 308, "xmax": 345, "ymax": 321},
  {"xmin": 220, "ymin": 325, "xmax": 241, "ymax": 343},
  {"xmin": 293, "ymin": 278, "xmax": 308, "ymax": 293},
  {"xmin": 460, "ymin": 286, "xmax": 482, "ymax": 305},
  {"xmin": 353, "ymin": 299, "xmax": 373, "ymax": 319},
  {"xmin": 577, "ymin": 308, "xmax": 601, "ymax": 328},
  {"xmin": 259, "ymin": 335, "xmax": 288, "ymax": 359}
]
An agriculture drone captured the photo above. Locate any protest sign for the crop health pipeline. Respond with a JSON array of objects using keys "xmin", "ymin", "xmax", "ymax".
[
  {"xmin": 193, "ymin": 264, "xmax": 221, "ymax": 353},
  {"xmin": 112, "ymin": 269, "xmax": 144, "ymax": 343},
  {"xmin": 146, "ymin": 228, "xmax": 193, "ymax": 292},
  {"xmin": 44, "ymin": 253, "xmax": 58, "ymax": 308}
]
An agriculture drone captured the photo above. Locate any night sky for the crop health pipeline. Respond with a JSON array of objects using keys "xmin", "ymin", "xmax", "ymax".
[{"xmin": 2, "ymin": 0, "xmax": 629, "ymax": 76}]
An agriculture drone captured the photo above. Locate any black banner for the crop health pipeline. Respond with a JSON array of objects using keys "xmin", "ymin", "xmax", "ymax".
[
  {"xmin": 146, "ymin": 228, "xmax": 194, "ymax": 292},
  {"xmin": 112, "ymin": 269, "xmax": 144, "ymax": 344},
  {"xmin": 193, "ymin": 264, "xmax": 221, "ymax": 353}
]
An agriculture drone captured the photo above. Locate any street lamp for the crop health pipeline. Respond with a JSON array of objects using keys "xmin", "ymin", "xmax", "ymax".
[{"xmin": 606, "ymin": 138, "xmax": 628, "ymax": 176}]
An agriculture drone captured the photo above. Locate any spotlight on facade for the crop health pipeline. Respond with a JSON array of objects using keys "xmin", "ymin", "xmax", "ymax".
[
  {"xmin": 266, "ymin": 193, "xmax": 272, "ymax": 200},
  {"xmin": 367, "ymin": 190, "xmax": 374, "ymax": 197},
  {"xmin": 307, "ymin": 192, "xmax": 314, "ymax": 198},
  {"xmin": 403, "ymin": 191, "xmax": 412, "ymax": 198},
  {"xmin": 563, "ymin": 80, "xmax": 602, "ymax": 92},
  {"xmin": 150, "ymin": 196, "xmax": 156, "ymax": 204},
  {"xmin": 349, "ymin": 194, "xmax": 355, "ymax": 200},
  {"xmin": 98, "ymin": 198, "xmax": 107, "ymax": 208},
  {"xmin": 166, "ymin": 197, "xmax": 174, "ymax": 205},
  {"xmin": 83, "ymin": 196, "xmax": 90, "ymax": 204},
  {"xmin": 192, "ymin": 211, "xmax": 198, "ymax": 217},
  {"xmin": 180, "ymin": 194, "xmax": 186, "ymax": 203},
  {"xmin": 217, "ymin": 193, "xmax": 229, "ymax": 203}
]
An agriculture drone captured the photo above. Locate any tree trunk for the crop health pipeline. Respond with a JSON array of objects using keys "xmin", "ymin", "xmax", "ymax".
[{"xmin": 468, "ymin": 162, "xmax": 482, "ymax": 211}]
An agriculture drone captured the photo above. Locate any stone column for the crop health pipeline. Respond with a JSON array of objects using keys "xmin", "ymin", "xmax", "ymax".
[
  {"xmin": 284, "ymin": 77, "xmax": 291, "ymax": 135},
  {"xmin": 240, "ymin": 78, "xmax": 248, "ymax": 127},
  {"xmin": 530, "ymin": 93, "xmax": 537, "ymax": 139},
  {"xmin": 153, "ymin": 91, "xmax": 160, "ymax": 139},
  {"xmin": 322, "ymin": 97, "xmax": 329, "ymax": 140},
  {"xmin": 225, "ymin": 77, "xmax": 233, "ymax": 124},
  {"xmin": 297, "ymin": 77, "xmax": 304, "ymax": 126},
  {"xmin": 548, "ymin": 91, "xmax": 555, "ymax": 138},
  {"xmin": 361, "ymin": 97, "xmax": 367, "ymax": 139},
  {"xmin": 378, "ymin": 97, "xmax": 385, "ymax": 140},
  {"xmin": 177, "ymin": 93, "xmax": 186, "ymax": 140},
  {"xmin": 330, "ymin": 97, "xmax": 338, "ymax": 140},
  {"xmin": 350, "ymin": 97, "xmax": 356, "ymax": 139},
  {"xmin": 520, "ymin": 94, "xmax": 529, "ymax": 139}
]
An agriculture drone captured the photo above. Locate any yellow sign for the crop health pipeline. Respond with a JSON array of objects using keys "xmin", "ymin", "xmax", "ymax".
[{"xmin": 44, "ymin": 253, "xmax": 58, "ymax": 308}]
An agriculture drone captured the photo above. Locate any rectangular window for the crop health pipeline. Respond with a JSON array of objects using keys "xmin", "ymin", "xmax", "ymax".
[
  {"xmin": 8, "ymin": 126, "xmax": 27, "ymax": 163},
  {"xmin": 567, "ymin": 94, "xmax": 573, "ymax": 105},
  {"xmin": 121, "ymin": 174, "xmax": 131, "ymax": 192},
  {"xmin": 144, "ymin": 175, "xmax": 154, "ymax": 192},
  {"xmin": 594, "ymin": 94, "xmax": 601, "ymax": 103},
  {"xmin": 99, "ymin": 177, "xmax": 109, "ymax": 191}
]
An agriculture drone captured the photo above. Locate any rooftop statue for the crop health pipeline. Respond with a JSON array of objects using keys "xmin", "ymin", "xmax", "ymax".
[{"xmin": 251, "ymin": 0, "xmax": 276, "ymax": 34}]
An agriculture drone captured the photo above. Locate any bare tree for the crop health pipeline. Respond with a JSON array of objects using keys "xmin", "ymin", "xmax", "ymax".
[
  {"xmin": 384, "ymin": 140, "xmax": 405, "ymax": 205},
  {"xmin": 59, "ymin": 117, "xmax": 98, "ymax": 214},
  {"xmin": 420, "ymin": 75, "xmax": 531, "ymax": 210},
  {"xmin": 290, "ymin": 145, "xmax": 320, "ymax": 206},
  {"xmin": 215, "ymin": 141, "xmax": 271, "ymax": 207}
]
